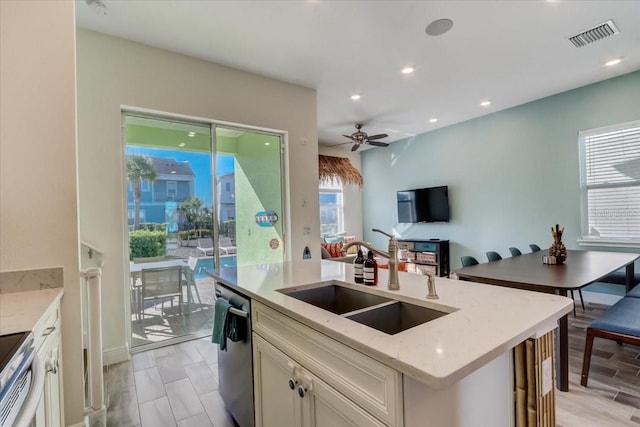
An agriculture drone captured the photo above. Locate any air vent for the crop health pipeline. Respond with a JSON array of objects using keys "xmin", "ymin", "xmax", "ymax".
[{"xmin": 569, "ymin": 20, "xmax": 620, "ymax": 48}]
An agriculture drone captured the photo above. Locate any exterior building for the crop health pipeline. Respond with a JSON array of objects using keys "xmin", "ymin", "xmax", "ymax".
[
  {"xmin": 127, "ymin": 156, "xmax": 195, "ymax": 228},
  {"xmin": 218, "ymin": 173, "xmax": 236, "ymax": 222}
]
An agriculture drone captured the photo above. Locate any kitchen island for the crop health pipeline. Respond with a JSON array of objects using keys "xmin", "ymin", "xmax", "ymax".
[{"xmin": 211, "ymin": 260, "xmax": 573, "ymax": 427}]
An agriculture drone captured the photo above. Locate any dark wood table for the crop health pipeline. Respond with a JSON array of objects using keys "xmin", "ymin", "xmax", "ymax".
[{"xmin": 454, "ymin": 249, "xmax": 639, "ymax": 392}]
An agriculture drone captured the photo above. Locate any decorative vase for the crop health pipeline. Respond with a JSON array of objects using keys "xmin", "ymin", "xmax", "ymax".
[{"xmin": 549, "ymin": 224, "xmax": 567, "ymax": 264}]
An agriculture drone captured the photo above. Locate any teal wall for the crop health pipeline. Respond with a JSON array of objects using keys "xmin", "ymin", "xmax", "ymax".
[{"xmin": 361, "ymin": 71, "xmax": 640, "ymax": 269}]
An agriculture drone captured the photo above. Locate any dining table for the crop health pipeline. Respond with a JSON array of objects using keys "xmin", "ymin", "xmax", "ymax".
[{"xmin": 454, "ymin": 249, "xmax": 639, "ymax": 392}]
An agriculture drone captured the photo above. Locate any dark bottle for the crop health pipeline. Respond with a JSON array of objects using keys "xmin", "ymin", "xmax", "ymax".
[
  {"xmin": 353, "ymin": 249, "xmax": 365, "ymax": 284},
  {"xmin": 363, "ymin": 251, "xmax": 378, "ymax": 286}
]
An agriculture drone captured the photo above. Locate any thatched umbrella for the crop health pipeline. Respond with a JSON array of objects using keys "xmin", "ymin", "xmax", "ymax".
[{"xmin": 318, "ymin": 155, "xmax": 363, "ymax": 187}]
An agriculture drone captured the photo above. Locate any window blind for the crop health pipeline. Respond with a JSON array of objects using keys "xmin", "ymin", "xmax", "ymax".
[{"xmin": 581, "ymin": 122, "xmax": 640, "ymax": 240}]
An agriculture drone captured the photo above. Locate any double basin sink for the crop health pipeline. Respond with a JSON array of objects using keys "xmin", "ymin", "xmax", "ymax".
[{"xmin": 278, "ymin": 281, "xmax": 450, "ymax": 335}]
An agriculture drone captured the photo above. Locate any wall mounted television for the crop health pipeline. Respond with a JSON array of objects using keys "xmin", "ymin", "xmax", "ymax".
[{"xmin": 397, "ymin": 185, "xmax": 450, "ymax": 223}]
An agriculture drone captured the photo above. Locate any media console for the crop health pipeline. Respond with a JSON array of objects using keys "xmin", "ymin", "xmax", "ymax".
[{"xmin": 397, "ymin": 239, "xmax": 450, "ymax": 277}]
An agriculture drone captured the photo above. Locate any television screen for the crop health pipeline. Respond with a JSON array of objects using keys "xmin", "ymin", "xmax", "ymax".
[{"xmin": 397, "ymin": 186, "xmax": 449, "ymax": 223}]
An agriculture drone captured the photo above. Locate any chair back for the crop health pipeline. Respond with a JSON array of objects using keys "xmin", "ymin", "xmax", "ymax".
[
  {"xmin": 529, "ymin": 244, "xmax": 541, "ymax": 252},
  {"xmin": 461, "ymin": 256, "xmax": 479, "ymax": 267},
  {"xmin": 486, "ymin": 251, "xmax": 503, "ymax": 262},
  {"xmin": 187, "ymin": 256, "xmax": 199, "ymax": 271},
  {"xmin": 508, "ymin": 247, "xmax": 522, "ymax": 257},
  {"xmin": 141, "ymin": 266, "xmax": 182, "ymax": 299},
  {"xmin": 198, "ymin": 238, "xmax": 213, "ymax": 249},
  {"xmin": 219, "ymin": 236, "xmax": 233, "ymax": 247}
]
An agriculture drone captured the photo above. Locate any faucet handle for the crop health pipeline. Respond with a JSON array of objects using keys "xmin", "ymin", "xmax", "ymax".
[{"xmin": 372, "ymin": 228, "xmax": 394, "ymax": 240}]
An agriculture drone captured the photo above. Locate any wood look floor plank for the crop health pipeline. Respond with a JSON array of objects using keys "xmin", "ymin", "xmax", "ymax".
[
  {"xmin": 156, "ymin": 354, "xmax": 189, "ymax": 384},
  {"xmin": 176, "ymin": 412, "xmax": 214, "ymax": 427},
  {"xmin": 165, "ymin": 377, "xmax": 206, "ymax": 421},
  {"xmin": 134, "ymin": 366, "xmax": 166, "ymax": 404},
  {"xmin": 139, "ymin": 396, "xmax": 177, "ymax": 427},
  {"xmin": 185, "ymin": 360, "xmax": 218, "ymax": 395}
]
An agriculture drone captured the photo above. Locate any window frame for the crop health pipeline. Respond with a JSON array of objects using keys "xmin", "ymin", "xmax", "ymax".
[
  {"xmin": 578, "ymin": 119, "xmax": 640, "ymax": 248},
  {"xmin": 319, "ymin": 180, "xmax": 344, "ymax": 237}
]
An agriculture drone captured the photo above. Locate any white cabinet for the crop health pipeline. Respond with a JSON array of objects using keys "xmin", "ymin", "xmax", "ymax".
[
  {"xmin": 252, "ymin": 302, "xmax": 402, "ymax": 427},
  {"xmin": 254, "ymin": 334, "xmax": 386, "ymax": 427},
  {"xmin": 33, "ymin": 299, "xmax": 65, "ymax": 427}
]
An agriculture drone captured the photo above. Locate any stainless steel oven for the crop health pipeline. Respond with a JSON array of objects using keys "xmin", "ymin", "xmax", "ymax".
[
  {"xmin": 214, "ymin": 282, "xmax": 254, "ymax": 427},
  {"xmin": 0, "ymin": 331, "xmax": 44, "ymax": 427}
]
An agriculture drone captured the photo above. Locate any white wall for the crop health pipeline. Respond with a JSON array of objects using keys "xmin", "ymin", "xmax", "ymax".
[
  {"xmin": 318, "ymin": 147, "xmax": 364, "ymax": 240},
  {"xmin": 0, "ymin": 1, "xmax": 83, "ymax": 424},
  {"xmin": 361, "ymin": 71, "xmax": 640, "ymax": 269},
  {"xmin": 75, "ymin": 30, "xmax": 319, "ymax": 360}
]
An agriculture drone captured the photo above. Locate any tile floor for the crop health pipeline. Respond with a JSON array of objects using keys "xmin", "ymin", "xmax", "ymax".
[
  {"xmin": 107, "ymin": 302, "xmax": 640, "ymax": 427},
  {"xmin": 105, "ymin": 337, "xmax": 235, "ymax": 427}
]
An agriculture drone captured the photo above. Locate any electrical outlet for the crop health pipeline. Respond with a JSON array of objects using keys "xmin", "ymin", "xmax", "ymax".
[{"xmin": 303, "ymin": 227, "xmax": 310, "ymax": 235}]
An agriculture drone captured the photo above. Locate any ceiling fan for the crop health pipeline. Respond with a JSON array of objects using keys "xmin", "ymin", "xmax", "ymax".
[{"xmin": 342, "ymin": 124, "xmax": 389, "ymax": 151}]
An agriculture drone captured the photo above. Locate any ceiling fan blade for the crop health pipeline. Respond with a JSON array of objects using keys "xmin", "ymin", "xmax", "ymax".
[
  {"xmin": 366, "ymin": 133, "xmax": 388, "ymax": 141},
  {"xmin": 367, "ymin": 140, "xmax": 389, "ymax": 147},
  {"xmin": 342, "ymin": 134, "xmax": 354, "ymax": 139},
  {"xmin": 351, "ymin": 143, "xmax": 360, "ymax": 152}
]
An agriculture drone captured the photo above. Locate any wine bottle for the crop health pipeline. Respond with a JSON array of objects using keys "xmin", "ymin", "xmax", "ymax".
[
  {"xmin": 363, "ymin": 251, "xmax": 378, "ymax": 286},
  {"xmin": 353, "ymin": 249, "xmax": 365, "ymax": 284}
]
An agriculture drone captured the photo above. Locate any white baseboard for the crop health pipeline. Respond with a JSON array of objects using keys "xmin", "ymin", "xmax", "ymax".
[
  {"xmin": 581, "ymin": 290, "xmax": 623, "ymax": 306},
  {"xmin": 102, "ymin": 344, "xmax": 130, "ymax": 366}
]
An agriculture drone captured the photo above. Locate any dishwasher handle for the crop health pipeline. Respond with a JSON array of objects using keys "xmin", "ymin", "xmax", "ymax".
[{"xmin": 214, "ymin": 290, "xmax": 250, "ymax": 318}]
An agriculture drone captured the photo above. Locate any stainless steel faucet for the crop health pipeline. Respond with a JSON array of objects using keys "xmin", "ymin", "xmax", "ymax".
[
  {"xmin": 426, "ymin": 272, "xmax": 438, "ymax": 299},
  {"xmin": 343, "ymin": 228, "xmax": 400, "ymax": 291}
]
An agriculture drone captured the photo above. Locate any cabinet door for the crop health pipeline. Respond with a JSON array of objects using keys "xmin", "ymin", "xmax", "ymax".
[
  {"xmin": 302, "ymin": 373, "xmax": 387, "ymax": 427},
  {"xmin": 253, "ymin": 334, "xmax": 302, "ymax": 427},
  {"xmin": 40, "ymin": 327, "xmax": 64, "ymax": 427}
]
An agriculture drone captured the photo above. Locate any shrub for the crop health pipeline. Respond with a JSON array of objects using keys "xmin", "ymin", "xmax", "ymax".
[
  {"xmin": 138, "ymin": 223, "xmax": 166, "ymax": 232},
  {"xmin": 220, "ymin": 220, "xmax": 236, "ymax": 241},
  {"xmin": 129, "ymin": 230, "xmax": 167, "ymax": 260}
]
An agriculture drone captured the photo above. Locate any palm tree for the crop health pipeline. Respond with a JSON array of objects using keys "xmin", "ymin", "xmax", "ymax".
[
  {"xmin": 127, "ymin": 155, "xmax": 157, "ymax": 230},
  {"xmin": 182, "ymin": 196, "xmax": 204, "ymax": 236}
]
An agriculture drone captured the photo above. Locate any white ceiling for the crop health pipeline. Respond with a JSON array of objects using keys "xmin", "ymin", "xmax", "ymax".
[{"xmin": 75, "ymin": 1, "xmax": 640, "ymax": 150}]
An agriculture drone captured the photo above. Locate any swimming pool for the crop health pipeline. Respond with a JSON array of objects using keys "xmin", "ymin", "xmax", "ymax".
[{"xmin": 194, "ymin": 256, "xmax": 237, "ymax": 278}]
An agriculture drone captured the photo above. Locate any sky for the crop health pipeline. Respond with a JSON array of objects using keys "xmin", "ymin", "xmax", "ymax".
[{"xmin": 125, "ymin": 146, "xmax": 234, "ymax": 206}]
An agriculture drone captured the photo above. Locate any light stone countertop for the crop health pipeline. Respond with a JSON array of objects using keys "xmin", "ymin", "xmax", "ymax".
[
  {"xmin": 0, "ymin": 288, "xmax": 64, "ymax": 335},
  {"xmin": 211, "ymin": 259, "xmax": 574, "ymax": 388}
]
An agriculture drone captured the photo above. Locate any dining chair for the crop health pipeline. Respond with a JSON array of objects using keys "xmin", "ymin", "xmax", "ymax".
[
  {"xmin": 529, "ymin": 244, "xmax": 541, "ymax": 252},
  {"xmin": 570, "ymin": 290, "xmax": 585, "ymax": 316},
  {"xmin": 141, "ymin": 266, "xmax": 183, "ymax": 320},
  {"xmin": 460, "ymin": 256, "xmax": 479, "ymax": 267},
  {"xmin": 486, "ymin": 251, "xmax": 503, "ymax": 262},
  {"xmin": 508, "ymin": 247, "xmax": 522, "ymax": 257}
]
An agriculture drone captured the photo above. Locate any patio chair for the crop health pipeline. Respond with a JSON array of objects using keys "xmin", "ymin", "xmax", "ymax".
[
  {"xmin": 183, "ymin": 257, "xmax": 202, "ymax": 311},
  {"xmin": 197, "ymin": 238, "xmax": 214, "ymax": 256},
  {"xmin": 140, "ymin": 266, "xmax": 183, "ymax": 319},
  {"xmin": 219, "ymin": 236, "xmax": 237, "ymax": 255}
]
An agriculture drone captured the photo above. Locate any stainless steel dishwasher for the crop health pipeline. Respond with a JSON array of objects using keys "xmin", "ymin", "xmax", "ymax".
[{"xmin": 214, "ymin": 282, "xmax": 254, "ymax": 427}]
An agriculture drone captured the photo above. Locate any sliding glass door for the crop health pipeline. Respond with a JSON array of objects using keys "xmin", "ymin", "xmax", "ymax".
[{"xmin": 124, "ymin": 114, "xmax": 285, "ymax": 350}]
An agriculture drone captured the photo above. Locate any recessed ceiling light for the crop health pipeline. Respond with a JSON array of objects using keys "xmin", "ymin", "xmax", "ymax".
[
  {"xmin": 429, "ymin": 118, "xmax": 438, "ymax": 123},
  {"xmin": 605, "ymin": 58, "xmax": 623, "ymax": 66},
  {"xmin": 350, "ymin": 94, "xmax": 361, "ymax": 101},
  {"xmin": 171, "ymin": 171, "xmax": 176, "ymax": 174},
  {"xmin": 188, "ymin": 132, "xmax": 196, "ymax": 137},
  {"xmin": 480, "ymin": 101, "xmax": 492, "ymax": 107},
  {"xmin": 401, "ymin": 67, "xmax": 415, "ymax": 74},
  {"xmin": 264, "ymin": 142, "xmax": 271, "ymax": 146},
  {"xmin": 178, "ymin": 142, "xmax": 186, "ymax": 147},
  {"xmin": 425, "ymin": 18, "xmax": 454, "ymax": 36}
]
